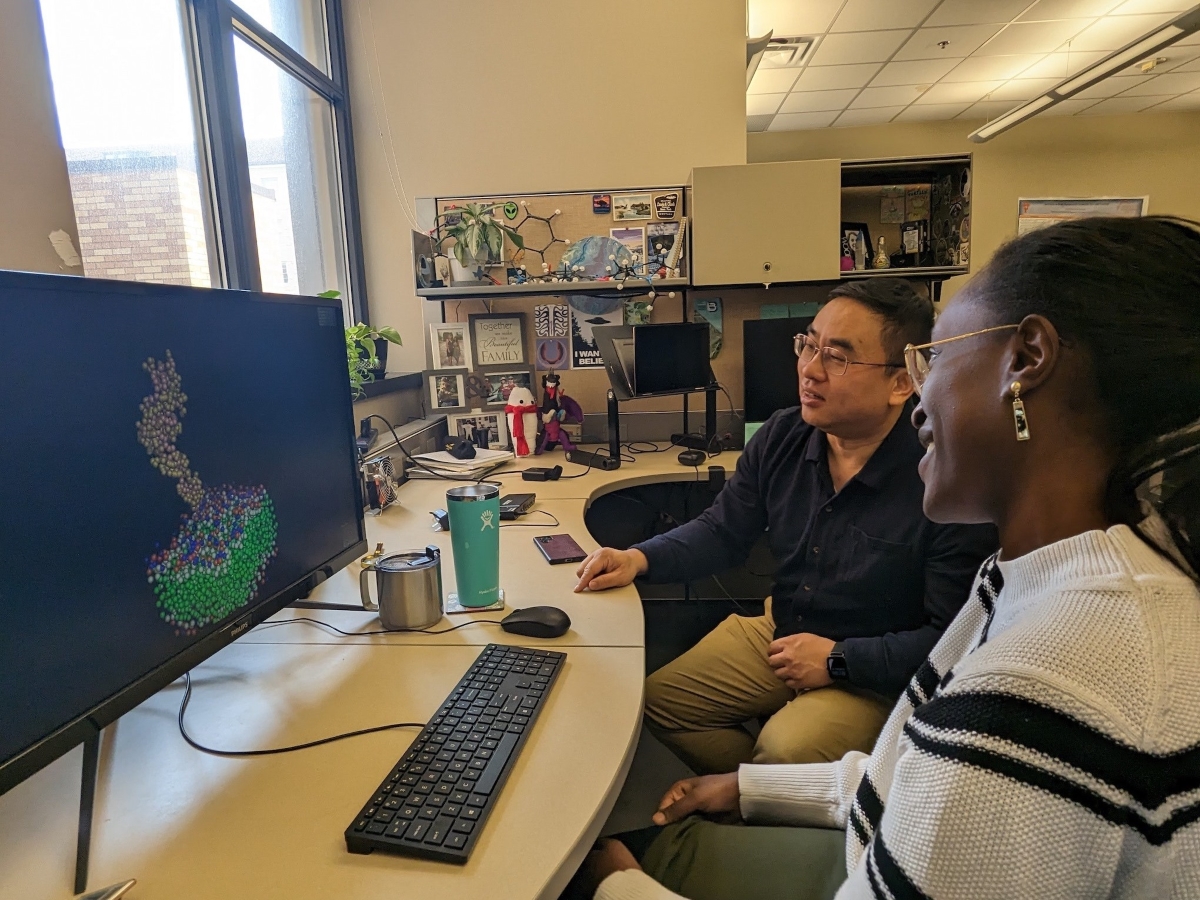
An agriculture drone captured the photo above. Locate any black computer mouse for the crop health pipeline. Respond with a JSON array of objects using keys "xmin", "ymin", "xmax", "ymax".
[{"xmin": 500, "ymin": 606, "xmax": 571, "ymax": 639}]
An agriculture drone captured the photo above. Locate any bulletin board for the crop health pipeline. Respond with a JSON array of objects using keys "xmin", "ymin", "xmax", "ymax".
[{"xmin": 431, "ymin": 187, "xmax": 689, "ymax": 285}]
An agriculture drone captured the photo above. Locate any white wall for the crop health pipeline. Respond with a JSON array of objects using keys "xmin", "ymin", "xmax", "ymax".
[
  {"xmin": 342, "ymin": 0, "xmax": 749, "ymax": 372},
  {"xmin": 0, "ymin": 0, "xmax": 81, "ymax": 274}
]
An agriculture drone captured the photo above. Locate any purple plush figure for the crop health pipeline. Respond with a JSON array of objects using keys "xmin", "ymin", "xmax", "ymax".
[{"xmin": 536, "ymin": 372, "xmax": 583, "ymax": 454}]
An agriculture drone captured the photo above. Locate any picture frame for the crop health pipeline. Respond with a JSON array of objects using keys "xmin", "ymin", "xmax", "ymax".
[
  {"xmin": 447, "ymin": 409, "xmax": 510, "ymax": 451},
  {"xmin": 841, "ymin": 221, "xmax": 872, "ymax": 268},
  {"xmin": 429, "ymin": 322, "xmax": 471, "ymax": 370},
  {"xmin": 468, "ymin": 312, "xmax": 526, "ymax": 368},
  {"xmin": 425, "ymin": 370, "xmax": 469, "ymax": 412},
  {"xmin": 478, "ymin": 367, "xmax": 536, "ymax": 407},
  {"xmin": 612, "ymin": 192, "xmax": 653, "ymax": 221}
]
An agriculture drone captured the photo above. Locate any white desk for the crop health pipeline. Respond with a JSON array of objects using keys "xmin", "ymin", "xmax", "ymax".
[{"xmin": 0, "ymin": 445, "xmax": 740, "ymax": 900}]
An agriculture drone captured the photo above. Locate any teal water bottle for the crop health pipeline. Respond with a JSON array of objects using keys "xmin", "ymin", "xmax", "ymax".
[{"xmin": 446, "ymin": 484, "xmax": 501, "ymax": 608}]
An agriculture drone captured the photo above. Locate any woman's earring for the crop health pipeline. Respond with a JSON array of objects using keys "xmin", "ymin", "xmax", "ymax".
[{"xmin": 1011, "ymin": 381, "xmax": 1031, "ymax": 442}]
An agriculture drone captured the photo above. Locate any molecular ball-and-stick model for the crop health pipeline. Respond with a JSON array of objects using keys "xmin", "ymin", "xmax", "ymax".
[{"xmin": 137, "ymin": 352, "xmax": 278, "ymax": 635}]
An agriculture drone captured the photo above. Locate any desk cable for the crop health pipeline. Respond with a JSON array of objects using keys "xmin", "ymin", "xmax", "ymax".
[{"xmin": 176, "ymin": 616, "xmax": 506, "ymax": 757}]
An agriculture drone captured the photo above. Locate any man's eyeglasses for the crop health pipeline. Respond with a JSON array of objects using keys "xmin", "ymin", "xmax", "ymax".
[
  {"xmin": 793, "ymin": 334, "xmax": 904, "ymax": 377},
  {"xmin": 903, "ymin": 325, "xmax": 1020, "ymax": 397}
]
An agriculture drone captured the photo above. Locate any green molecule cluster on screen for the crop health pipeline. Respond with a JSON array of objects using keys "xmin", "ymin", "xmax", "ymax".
[
  {"xmin": 147, "ymin": 485, "xmax": 279, "ymax": 635},
  {"xmin": 137, "ymin": 352, "xmax": 279, "ymax": 636}
]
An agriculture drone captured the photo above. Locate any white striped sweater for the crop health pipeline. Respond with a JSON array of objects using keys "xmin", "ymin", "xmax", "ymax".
[{"xmin": 598, "ymin": 524, "xmax": 1200, "ymax": 900}]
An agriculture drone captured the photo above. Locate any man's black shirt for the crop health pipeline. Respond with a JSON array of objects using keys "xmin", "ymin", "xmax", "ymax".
[{"xmin": 633, "ymin": 406, "xmax": 998, "ymax": 697}]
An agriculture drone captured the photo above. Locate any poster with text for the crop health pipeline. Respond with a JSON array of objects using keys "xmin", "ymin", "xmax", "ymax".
[{"xmin": 568, "ymin": 295, "xmax": 622, "ymax": 368}]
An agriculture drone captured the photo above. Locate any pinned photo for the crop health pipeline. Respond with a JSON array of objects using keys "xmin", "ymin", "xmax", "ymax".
[
  {"xmin": 610, "ymin": 226, "xmax": 646, "ymax": 262},
  {"xmin": 592, "ymin": 194, "xmax": 612, "ymax": 214},
  {"xmin": 653, "ymin": 192, "xmax": 679, "ymax": 219},
  {"xmin": 536, "ymin": 337, "xmax": 570, "ymax": 371},
  {"xmin": 612, "ymin": 192, "xmax": 652, "ymax": 221}
]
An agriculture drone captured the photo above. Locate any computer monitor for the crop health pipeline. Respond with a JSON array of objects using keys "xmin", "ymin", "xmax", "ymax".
[
  {"xmin": 743, "ymin": 315, "xmax": 814, "ymax": 424},
  {"xmin": 594, "ymin": 322, "xmax": 714, "ymax": 400},
  {"xmin": 0, "ymin": 270, "xmax": 366, "ymax": 795}
]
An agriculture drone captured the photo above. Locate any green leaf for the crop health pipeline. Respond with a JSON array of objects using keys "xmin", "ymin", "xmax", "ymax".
[
  {"xmin": 317, "ymin": 289, "xmax": 341, "ymax": 299},
  {"xmin": 454, "ymin": 241, "xmax": 469, "ymax": 267},
  {"xmin": 376, "ymin": 326, "xmax": 402, "ymax": 344},
  {"xmin": 485, "ymin": 226, "xmax": 502, "ymax": 260},
  {"xmin": 500, "ymin": 225, "xmax": 525, "ymax": 250},
  {"xmin": 465, "ymin": 225, "xmax": 484, "ymax": 259}
]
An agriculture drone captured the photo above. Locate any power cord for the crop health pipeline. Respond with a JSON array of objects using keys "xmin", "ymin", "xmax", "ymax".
[
  {"xmin": 500, "ymin": 510, "xmax": 561, "ymax": 528},
  {"xmin": 257, "ymin": 615, "xmax": 506, "ymax": 637},
  {"xmin": 177, "ymin": 670, "xmax": 425, "ymax": 757}
]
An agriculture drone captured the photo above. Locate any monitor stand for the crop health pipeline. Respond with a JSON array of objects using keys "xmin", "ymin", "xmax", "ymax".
[{"xmin": 75, "ymin": 726, "xmax": 100, "ymax": 894}]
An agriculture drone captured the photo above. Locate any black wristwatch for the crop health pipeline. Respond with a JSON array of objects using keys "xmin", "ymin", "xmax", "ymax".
[{"xmin": 826, "ymin": 643, "xmax": 849, "ymax": 681}]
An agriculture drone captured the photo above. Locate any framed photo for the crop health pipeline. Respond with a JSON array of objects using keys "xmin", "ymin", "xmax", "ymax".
[
  {"xmin": 479, "ymin": 368, "xmax": 536, "ymax": 407},
  {"xmin": 426, "ymin": 370, "xmax": 468, "ymax": 412},
  {"xmin": 468, "ymin": 312, "xmax": 526, "ymax": 368},
  {"xmin": 612, "ymin": 192, "xmax": 653, "ymax": 221},
  {"xmin": 841, "ymin": 221, "xmax": 872, "ymax": 268},
  {"xmin": 448, "ymin": 409, "xmax": 509, "ymax": 451},
  {"xmin": 429, "ymin": 322, "xmax": 471, "ymax": 369}
]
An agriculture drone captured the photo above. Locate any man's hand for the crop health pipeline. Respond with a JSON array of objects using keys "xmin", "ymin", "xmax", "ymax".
[
  {"xmin": 767, "ymin": 633, "xmax": 836, "ymax": 691},
  {"xmin": 574, "ymin": 547, "xmax": 648, "ymax": 593},
  {"xmin": 577, "ymin": 838, "xmax": 642, "ymax": 896},
  {"xmin": 652, "ymin": 773, "xmax": 740, "ymax": 826}
]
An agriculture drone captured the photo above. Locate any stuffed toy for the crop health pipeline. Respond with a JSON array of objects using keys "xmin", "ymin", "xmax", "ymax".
[
  {"xmin": 537, "ymin": 373, "xmax": 583, "ymax": 454},
  {"xmin": 505, "ymin": 386, "xmax": 539, "ymax": 457}
]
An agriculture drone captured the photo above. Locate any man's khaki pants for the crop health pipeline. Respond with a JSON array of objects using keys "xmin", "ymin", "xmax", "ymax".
[{"xmin": 644, "ymin": 599, "xmax": 893, "ymax": 774}]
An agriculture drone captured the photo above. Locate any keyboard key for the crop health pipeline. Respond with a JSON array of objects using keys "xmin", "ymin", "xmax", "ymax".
[
  {"xmin": 475, "ymin": 733, "xmax": 519, "ymax": 794},
  {"xmin": 425, "ymin": 794, "xmax": 445, "ymax": 807},
  {"xmin": 445, "ymin": 833, "xmax": 467, "ymax": 850},
  {"xmin": 461, "ymin": 806, "xmax": 481, "ymax": 820},
  {"xmin": 465, "ymin": 767, "xmax": 484, "ymax": 782},
  {"xmin": 459, "ymin": 780, "xmax": 476, "ymax": 793},
  {"xmin": 507, "ymin": 723, "xmax": 524, "ymax": 734},
  {"xmin": 452, "ymin": 819, "xmax": 475, "ymax": 834},
  {"xmin": 387, "ymin": 821, "xmax": 408, "ymax": 839},
  {"xmin": 399, "ymin": 806, "xmax": 419, "ymax": 820},
  {"xmin": 424, "ymin": 816, "xmax": 456, "ymax": 846},
  {"xmin": 444, "ymin": 803, "xmax": 463, "ymax": 817},
  {"xmin": 366, "ymin": 822, "xmax": 387, "ymax": 835},
  {"xmin": 364, "ymin": 806, "xmax": 378, "ymax": 818},
  {"xmin": 404, "ymin": 821, "xmax": 428, "ymax": 842},
  {"xmin": 418, "ymin": 807, "xmax": 439, "ymax": 820},
  {"xmin": 433, "ymin": 783, "xmax": 453, "ymax": 795},
  {"xmin": 414, "ymin": 784, "xmax": 433, "ymax": 795},
  {"xmin": 475, "ymin": 749, "xmax": 493, "ymax": 761},
  {"xmin": 373, "ymin": 810, "xmax": 396, "ymax": 823},
  {"xmin": 483, "ymin": 739, "xmax": 499, "ymax": 750},
  {"xmin": 390, "ymin": 786, "xmax": 411, "ymax": 798},
  {"xmin": 450, "ymin": 791, "xmax": 469, "ymax": 804},
  {"xmin": 353, "ymin": 817, "xmax": 371, "ymax": 832},
  {"xmin": 466, "ymin": 793, "xmax": 487, "ymax": 807}
]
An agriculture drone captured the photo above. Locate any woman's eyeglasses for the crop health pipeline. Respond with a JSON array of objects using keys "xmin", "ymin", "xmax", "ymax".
[
  {"xmin": 793, "ymin": 334, "xmax": 904, "ymax": 377},
  {"xmin": 904, "ymin": 325, "xmax": 1020, "ymax": 396}
]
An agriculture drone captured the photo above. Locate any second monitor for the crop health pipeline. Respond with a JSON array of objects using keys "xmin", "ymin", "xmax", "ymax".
[{"xmin": 596, "ymin": 322, "xmax": 714, "ymax": 400}]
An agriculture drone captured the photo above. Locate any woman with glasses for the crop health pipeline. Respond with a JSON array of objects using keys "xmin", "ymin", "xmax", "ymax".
[{"xmin": 581, "ymin": 216, "xmax": 1200, "ymax": 900}]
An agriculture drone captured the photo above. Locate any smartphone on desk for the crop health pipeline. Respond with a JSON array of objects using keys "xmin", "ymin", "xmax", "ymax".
[{"xmin": 534, "ymin": 534, "xmax": 588, "ymax": 565}]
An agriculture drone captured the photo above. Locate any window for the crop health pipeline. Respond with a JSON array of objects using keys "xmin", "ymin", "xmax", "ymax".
[{"xmin": 38, "ymin": 0, "xmax": 366, "ymax": 322}]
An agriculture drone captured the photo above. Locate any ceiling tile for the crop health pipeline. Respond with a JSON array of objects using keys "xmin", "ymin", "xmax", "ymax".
[
  {"xmin": 1119, "ymin": 69, "xmax": 1200, "ymax": 94},
  {"xmin": 871, "ymin": 57, "xmax": 963, "ymax": 85},
  {"xmin": 747, "ymin": 93, "xmax": 787, "ymax": 115},
  {"xmin": 914, "ymin": 80, "xmax": 1005, "ymax": 104},
  {"xmin": 832, "ymin": 0, "xmax": 941, "ymax": 32},
  {"xmin": 943, "ymin": 53, "xmax": 1049, "ymax": 81},
  {"xmin": 1161, "ymin": 50, "xmax": 1200, "ymax": 71},
  {"xmin": 850, "ymin": 84, "xmax": 928, "ymax": 108},
  {"xmin": 1110, "ymin": 0, "xmax": 1197, "ymax": 13},
  {"xmin": 768, "ymin": 110, "xmax": 842, "ymax": 131},
  {"xmin": 978, "ymin": 20, "xmax": 1094, "ymax": 55},
  {"xmin": 746, "ymin": 114, "xmax": 775, "ymax": 132},
  {"xmin": 895, "ymin": 102, "xmax": 974, "ymax": 121},
  {"xmin": 1172, "ymin": 55, "xmax": 1200, "ymax": 72},
  {"xmin": 894, "ymin": 24, "xmax": 1005, "ymax": 60},
  {"xmin": 988, "ymin": 76, "xmax": 1065, "ymax": 99},
  {"xmin": 960, "ymin": 99, "xmax": 1028, "ymax": 119},
  {"xmin": 748, "ymin": 67, "xmax": 802, "ymax": 94},
  {"xmin": 835, "ymin": 107, "xmax": 907, "ymax": 127},
  {"xmin": 1041, "ymin": 96, "xmax": 1102, "ymax": 113},
  {"xmin": 1018, "ymin": 0, "xmax": 1124, "ymax": 21},
  {"xmin": 1017, "ymin": 49, "xmax": 1107, "ymax": 77},
  {"xmin": 749, "ymin": 0, "xmax": 844, "ymax": 37},
  {"xmin": 811, "ymin": 30, "xmax": 912, "ymax": 66},
  {"xmin": 926, "ymin": 0, "xmax": 1032, "ymax": 26},
  {"xmin": 779, "ymin": 88, "xmax": 861, "ymax": 112},
  {"xmin": 1082, "ymin": 93, "xmax": 1173, "ymax": 113},
  {"xmin": 1072, "ymin": 73, "xmax": 1149, "ymax": 96},
  {"xmin": 1065, "ymin": 13, "xmax": 1175, "ymax": 51},
  {"xmin": 1152, "ymin": 89, "xmax": 1200, "ymax": 108},
  {"xmin": 796, "ymin": 63, "xmax": 885, "ymax": 91}
]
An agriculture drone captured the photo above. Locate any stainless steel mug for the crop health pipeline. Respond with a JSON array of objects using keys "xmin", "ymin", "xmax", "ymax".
[{"xmin": 359, "ymin": 546, "xmax": 443, "ymax": 630}]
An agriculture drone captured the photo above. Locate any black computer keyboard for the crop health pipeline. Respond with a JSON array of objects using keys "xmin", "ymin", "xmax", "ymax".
[{"xmin": 345, "ymin": 643, "xmax": 566, "ymax": 862}]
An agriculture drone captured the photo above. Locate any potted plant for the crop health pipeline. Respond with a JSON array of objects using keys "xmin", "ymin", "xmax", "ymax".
[
  {"xmin": 321, "ymin": 291, "xmax": 403, "ymax": 399},
  {"xmin": 435, "ymin": 203, "xmax": 524, "ymax": 284}
]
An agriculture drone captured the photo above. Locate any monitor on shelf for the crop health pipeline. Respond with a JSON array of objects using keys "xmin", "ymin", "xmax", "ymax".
[
  {"xmin": 742, "ymin": 315, "xmax": 815, "ymax": 426},
  {"xmin": 0, "ymin": 270, "xmax": 367, "ymax": 795}
]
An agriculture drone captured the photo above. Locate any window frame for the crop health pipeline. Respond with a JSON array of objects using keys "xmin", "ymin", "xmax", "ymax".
[{"xmin": 186, "ymin": 0, "xmax": 369, "ymax": 323}]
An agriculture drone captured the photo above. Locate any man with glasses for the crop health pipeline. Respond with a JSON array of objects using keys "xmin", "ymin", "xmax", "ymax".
[{"xmin": 574, "ymin": 279, "xmax": 997, "ymax": 772}]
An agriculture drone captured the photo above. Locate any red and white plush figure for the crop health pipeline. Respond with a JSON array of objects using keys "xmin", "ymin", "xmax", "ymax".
[{"xmin": 505, "ymin": 386, "xmax": 539, "ymax": 457}]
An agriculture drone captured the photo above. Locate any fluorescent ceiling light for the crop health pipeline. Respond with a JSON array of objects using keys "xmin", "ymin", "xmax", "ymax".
[{"xmin": 969, "ymin": 5, "xmax": 1200, "ymax": 142}]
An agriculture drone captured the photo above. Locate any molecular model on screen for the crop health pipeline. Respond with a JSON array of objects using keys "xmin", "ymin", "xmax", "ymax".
[{"xmin": 136, "ymin": 351, "xmax": 278, "ymax": 635}]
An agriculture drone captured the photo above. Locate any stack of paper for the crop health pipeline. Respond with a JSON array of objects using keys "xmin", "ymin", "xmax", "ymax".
[{"xmin": 407, "ymin": 448, "xmax": 514, "ymax": 480}]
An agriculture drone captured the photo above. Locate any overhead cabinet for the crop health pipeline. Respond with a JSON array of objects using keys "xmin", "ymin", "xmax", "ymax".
[{"xmin": 690, "ymin": 159, "xmax": 842, "ymax": 286}]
